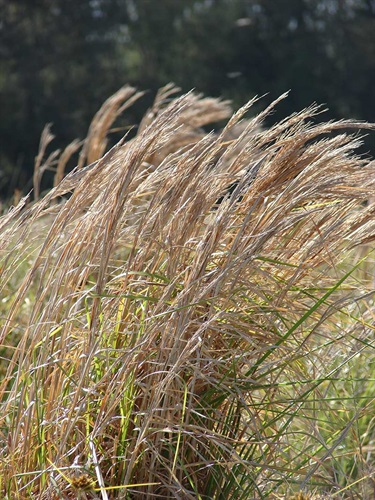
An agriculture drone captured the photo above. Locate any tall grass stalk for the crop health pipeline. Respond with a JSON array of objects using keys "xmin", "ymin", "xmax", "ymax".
[{"xmin": 0, "ymin": 86, "xmax": 374, "ymax": 499}]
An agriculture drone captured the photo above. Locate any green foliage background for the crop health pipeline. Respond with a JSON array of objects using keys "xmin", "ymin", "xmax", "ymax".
[{"xmin": 0, "ymin": 0, "xmax": 374, "ymax": 196}]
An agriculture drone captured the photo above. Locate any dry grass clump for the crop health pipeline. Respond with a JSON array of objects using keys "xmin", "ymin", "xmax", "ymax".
[{"xmin": 0, "ymin": 86, "xmax": 374, "ymax": 499}]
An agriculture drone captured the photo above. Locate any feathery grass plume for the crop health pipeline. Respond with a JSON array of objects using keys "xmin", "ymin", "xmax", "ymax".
[
  {"xmin": 137, "ymin": 83, "xmax": 233, "ymax": 167},
  {"xmin": 53, "ymin": 139, "xmax": 82, "ymax": 189},
  {"xmin": 33, "ymin": 123, "xmax": 61, "ymax": 201},
  {"xmin": 0, "ymin": 86, "xmax": 374, "ymax": 499},
  {"xmin": 77, "ymin": 85, "xmax": 145, "ymax": 169}
]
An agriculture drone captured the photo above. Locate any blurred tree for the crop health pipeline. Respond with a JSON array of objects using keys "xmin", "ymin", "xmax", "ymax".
[
  {"xmin": 0, "ymin": 0, "xmax": 128, "ymax": 194},
  {"xmin": 319, "ymin": 0, "xmax": 375, "ymax": 121}
]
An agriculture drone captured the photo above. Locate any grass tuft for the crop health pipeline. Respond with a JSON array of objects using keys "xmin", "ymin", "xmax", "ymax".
[{"xmin": 0, "ymin": 85, "xmax": 374, "ymax": 498}]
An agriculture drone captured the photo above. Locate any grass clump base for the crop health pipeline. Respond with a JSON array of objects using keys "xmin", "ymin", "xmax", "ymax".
[{"xmin": 0, "ymin": 85, "xmax": 375, "ymax": 499}]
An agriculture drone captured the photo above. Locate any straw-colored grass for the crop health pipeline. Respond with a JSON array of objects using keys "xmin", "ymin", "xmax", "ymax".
[{"xmin": 0, "ymin": 85, "xmax": 374, "ymax": 499}]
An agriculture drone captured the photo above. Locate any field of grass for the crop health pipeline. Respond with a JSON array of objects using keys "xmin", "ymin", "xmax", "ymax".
[{"xmin": 0, "ymin": 85, "xmax": 374, "ymax": 499}]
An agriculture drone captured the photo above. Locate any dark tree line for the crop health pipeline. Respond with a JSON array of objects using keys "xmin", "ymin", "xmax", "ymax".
[{"xmin": 0, "ymin": 0, "xmax": 374, "ymax": 198}]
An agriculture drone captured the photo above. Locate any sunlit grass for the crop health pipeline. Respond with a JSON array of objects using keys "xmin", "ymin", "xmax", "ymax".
[{"xmin": 0, "ymin": 85, "xmax": 374, "ymax": 498}]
